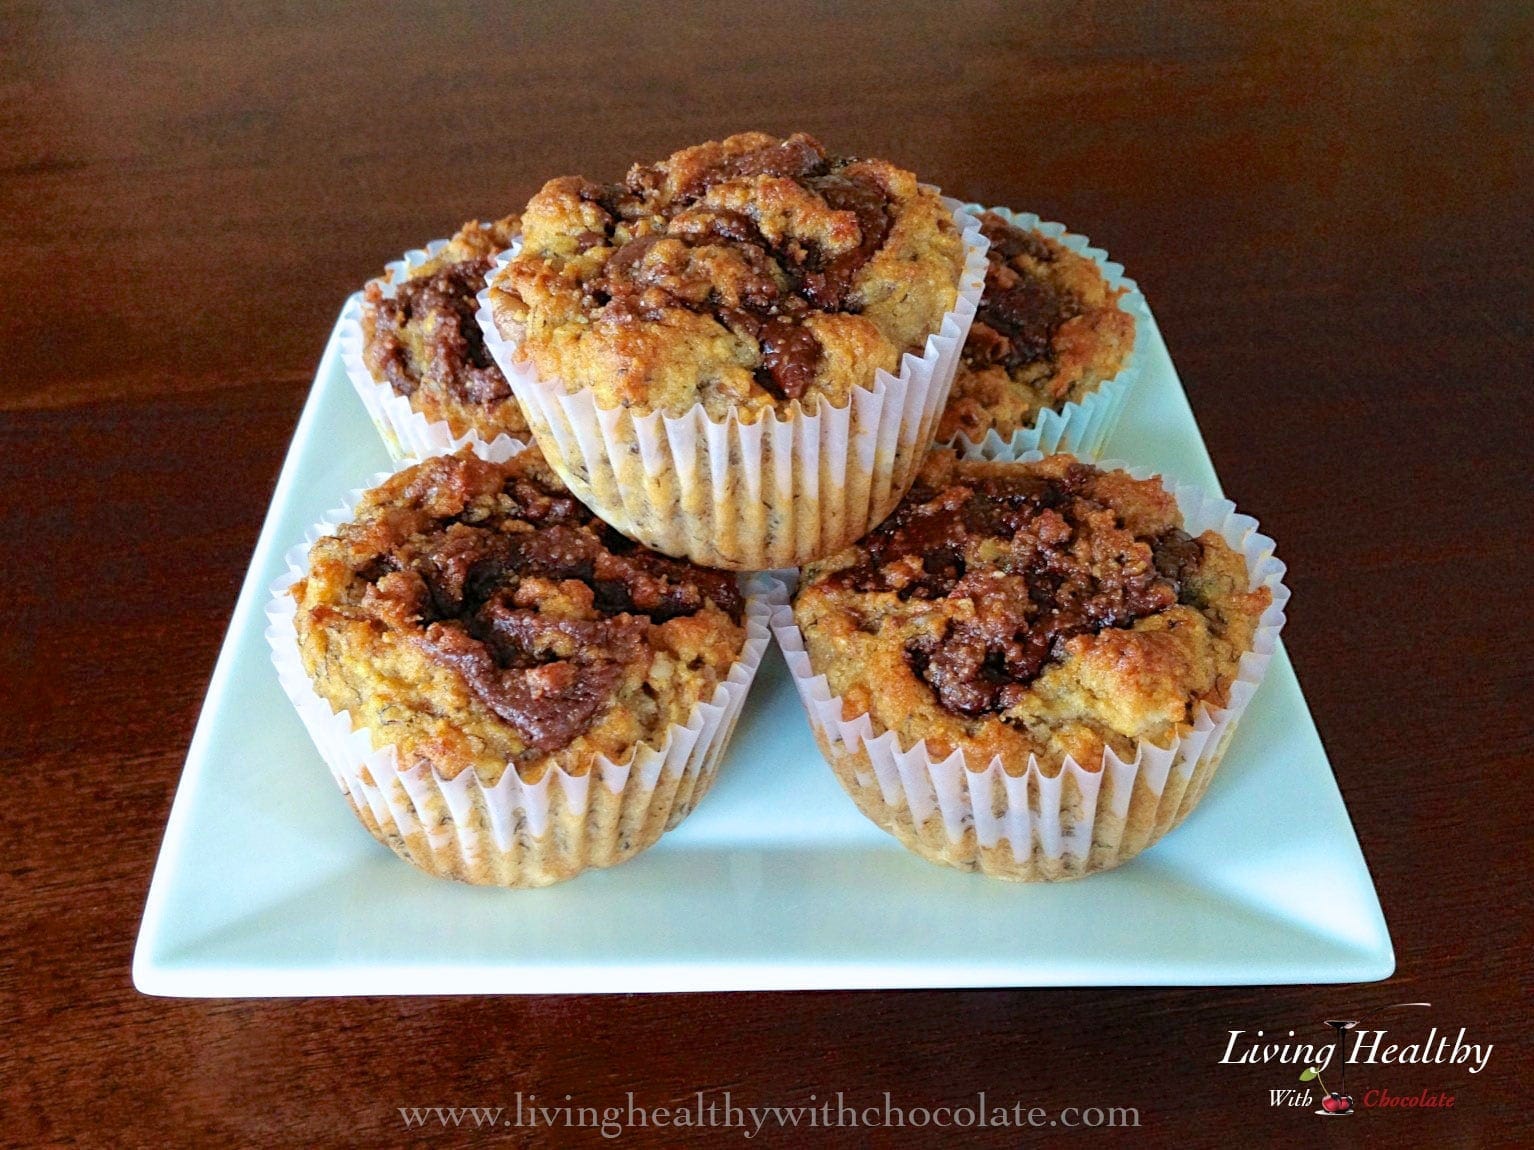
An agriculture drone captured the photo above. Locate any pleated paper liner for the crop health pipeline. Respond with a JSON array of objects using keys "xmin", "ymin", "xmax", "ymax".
[
  {"xmin": 475, "ymin": 197, "xmax": 990, "ymax": 570},
  {"xmin": 944, "ymin": 204, "xmax": 1152, "ymax": 462},
  {"xmin": 265, "ymin": 439, "xmax": 781, "ymax": 888},
  {"xmin": 771, "ymin": 457, "xmax": 1289, "ymax": 881},
  {"xmin": 338, "ymin": 243, "xmax": 527, "ymax": 462}
]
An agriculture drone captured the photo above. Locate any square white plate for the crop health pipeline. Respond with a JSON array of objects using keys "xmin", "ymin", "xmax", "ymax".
[{"xmin": 134, "ymin": 307, "xmax": 1394, "ymax": 995}]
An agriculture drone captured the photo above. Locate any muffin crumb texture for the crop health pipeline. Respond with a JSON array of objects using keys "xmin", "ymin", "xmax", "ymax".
[
  {"xmin": 794, "ymin": 451, "xmax": 1270, "ymax": 771},
  {"xmin": 939, "ymin": 211, "xmax": 1134, "ymax": 444},
  {"xmin": 494, "ymin": 131, "xmax": 965, "ymax": 419},
  {"xmin": 362, "ymin": 216, "xmax": 530, "ymax": 441},
  {"xmin": 292, "ymin": 448, "xmax": 746, "ymax": 785}
]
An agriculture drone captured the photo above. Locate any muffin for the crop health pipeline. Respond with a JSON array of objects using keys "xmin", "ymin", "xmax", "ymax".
[
  {"xmin": 938, "ymin": 207, "xmax": 1146, "ymax": 458},
  {"xmin": 775, "ymin": 450, "xmax": 1287, "ymax": 881},
  {"xmin": 340, "ymin": 216, "xmax": 530, "ymax": 460},
  {"xmin": 478, "ymin": 131, "xmax": 989, "ymax": 569},
  {"xmin": 267, "ymin": 444, "xmax": 775, "ymax": 887}
]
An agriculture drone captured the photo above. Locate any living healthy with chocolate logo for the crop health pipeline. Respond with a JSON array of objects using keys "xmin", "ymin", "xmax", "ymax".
[{"xmin": 1220, "ymin": 1004, "xmax": 1493, "ymax": 1119}]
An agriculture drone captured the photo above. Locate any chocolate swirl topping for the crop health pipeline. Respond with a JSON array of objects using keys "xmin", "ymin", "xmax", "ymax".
[
  {"xmin": 359, "ymin": 459, "xmax": 742, "ymax": 751},
  {"xmin": 365, "ymin": 258, "xmax": 511, "ymax": 405},
  {"xmin": 963, "ymin": 211, "xmax": 1082, "ymax": 375},
  {"xmin": 568, "ymin": 133, "xmax": 895, "ymax": 401},
  {"xmin": 826, "ymin": 464, "xmax": 1203, "ymax": 717}
]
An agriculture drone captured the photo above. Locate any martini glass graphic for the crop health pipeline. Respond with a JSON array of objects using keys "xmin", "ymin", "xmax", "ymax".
[{"xmin": 1315, "ymin": 1020, "xmax": 1360, "ymax": 1115}]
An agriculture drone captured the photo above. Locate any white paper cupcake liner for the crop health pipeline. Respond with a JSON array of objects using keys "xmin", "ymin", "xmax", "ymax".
[
  {"xmin": 944, "ymin": 204, "xmax": 1151, "ymax": 462},
  {"xmin": 771, "ymin": 457, "xmax": 1289, "ymax": 882},
  {"xmin": 265, "ymin": 443, "xmax": 781, "ymax": 887},
  {"xmin": 339, "ymin": 242, "xmax": 528, "ymax": 462},
  {"xmin": 474, "ymin": 197, "xmax": 990, "ymax": 569}
]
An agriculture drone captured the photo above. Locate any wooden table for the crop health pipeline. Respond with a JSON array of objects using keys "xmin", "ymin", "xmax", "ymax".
[{"xmin": 5, "ymin": 2, "xmax": 1529, "ymax": 1144}]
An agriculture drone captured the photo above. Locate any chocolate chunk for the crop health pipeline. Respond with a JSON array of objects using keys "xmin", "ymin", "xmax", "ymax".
[
  {"xmin": 504, "ymin": 477, "xmax": 587, "ymax": 525},
  {"xmin": 799, "ymin": 170, "xmax": 891, "ymax": 311},
  {"xmin": 675, "ymin": 133, "xmax": 830, "ymax": 198},
  {"xmin": 603, "ymin": 234, "xmax": 664, "ymax": 282},
  {"xmin": 827, "ymin": 466, "xmax": 1186, "ymax": 714},
  {"xmin": 1152, "ymin": 527, "xmax": 1203, "ymax": 584},
  {"xmin": 724, "ymin": 134, "xmax": 830, "ymax": 181},
  {"xmin": 360, "ymin": 461, "xmax": 742, "ymax": 751},
  {"xmin": 669, "ymin": 208, "xmax": 768, "ymax": 248},
  {"xmin": 907, "ymin": 626, "xmax": 1001, "ymax": 716},
  {"xmin": 592, "ymin": 549, "xmax": 742, "ymax": 621},
  {"xmin": 473, "ymin": 601, "xmax": 641, "ymax": 662},
  {"xmin": 415, "ymin": 619, "xmax": 630, "ymax": 753},
  {"xmin": 571, "ymin": 134, "xmax": 895, "ymax": 401},
  {"xmin": 1153, "ymin": 527, "xmax": 1207, "ymax": 606},
  {"xmin": 414, "ymin": 525, "xmax": 524, "ymax": 616},
  {"xmin": 979, "ymin": 212, "xmax": 1056, "ymax": 263},
  {"xmin": 982, "ymin": 276, "xmax": 1069, "ymax": 370},
  {"xmin": 365, "ymin": 257, "xmax": 510, "ymax": 404},
  {"xmin": 754, "ymin": 317, "xmax": 822, "ymax": 401},
  {"xmin": 579, "ymin": 177, "xmax": 643, "ymax": 230},
  {"xmin": 964, "ymin": 321, "xmax": 1010, "ymax": 366},
  {"xmin": 964, "ymin": 211, "xmax": 1083, "ymax": 373}
]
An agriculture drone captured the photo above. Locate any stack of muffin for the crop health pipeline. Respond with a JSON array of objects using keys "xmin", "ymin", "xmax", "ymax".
[{"xmin": 268, "ymin": 132, "xmax": 1287, "ymax": 888}]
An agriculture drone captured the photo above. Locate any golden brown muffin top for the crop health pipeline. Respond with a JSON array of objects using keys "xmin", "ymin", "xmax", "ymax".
[
  {"xmin": 293, "ymin": 448, "xmax": 746, "ymax": 783},
  {"xmin": 794, "ymin": 452, "xmax": 1270, "ymax": 769},
  {"xmin": 938, "ymin": 211, "xmax": 1134, "ymax": 444},
  {"xmin": 489, "ymin": 131, "xmax": 965, "ymax": 419},
  {"xmin": 361, "ymin": 216, "xmax": 530, "ymax": 441}
]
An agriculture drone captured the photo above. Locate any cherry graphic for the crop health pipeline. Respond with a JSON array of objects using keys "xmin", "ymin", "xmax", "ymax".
[
  {"xmin": 1301, "ymin": 1019, "xmax": 1361, "ymax": 1117},
  {"xmin": 1300, "ymin": 1066, "xmax": 1354, "ymax": 1117}
]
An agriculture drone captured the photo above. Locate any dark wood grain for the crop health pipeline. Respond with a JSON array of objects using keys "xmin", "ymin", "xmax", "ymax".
[{"xmin": 3, "ymin": 1, "xmax": 1530, "ymax": 1145}]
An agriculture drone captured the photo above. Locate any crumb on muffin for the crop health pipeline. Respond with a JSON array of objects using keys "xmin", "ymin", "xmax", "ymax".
[
  {"xmin": 292, "ymin": 447, "xmax": 746, "ymax": 785},
  {"xmin": 490, "ymin": 131, "xmax": 965, "ymax": 420},
  {"xmin": 938, "ymin": 211, "xmax": 1134, "ymax": 444},
  {"xmin": 361, "ymin": 216, "xmax": 530, "ymax": 441},
  {"xmin": 793, "ymin": 451, "xmax": 1269, "ymax": 771}
]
